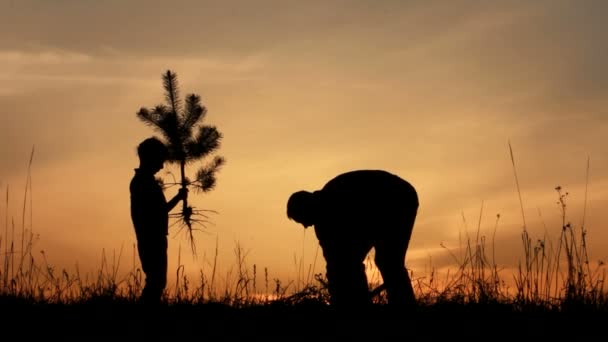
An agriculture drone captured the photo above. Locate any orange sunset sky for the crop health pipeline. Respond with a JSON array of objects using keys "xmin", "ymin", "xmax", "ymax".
[{"xmin": 1, "ymin": 0, "xmax": 607, "ymax": 292}]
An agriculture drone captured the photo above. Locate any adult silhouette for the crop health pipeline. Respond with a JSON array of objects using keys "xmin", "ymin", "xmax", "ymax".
[
  {"xmin": 130, "ymin": 137, "xmax": 187, "ymax": 304},
  {"xmin": 287, "ymin": 170, "xmax": 418, "ymax": 308}
]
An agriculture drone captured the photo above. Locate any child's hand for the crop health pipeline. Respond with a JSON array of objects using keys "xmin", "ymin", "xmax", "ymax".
[{"xmin": 178, "ymin": 187, "xmax": 189, "ymax": 200}]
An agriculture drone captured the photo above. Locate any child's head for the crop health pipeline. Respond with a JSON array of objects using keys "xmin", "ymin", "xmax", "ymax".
[{"xmin": 137, "ymin": 137, "xmax": 168, "ymax": 172}]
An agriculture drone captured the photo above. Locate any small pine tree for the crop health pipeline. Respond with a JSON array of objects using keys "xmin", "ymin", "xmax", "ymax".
[{"xmin": 136, "ymin": 70, "xmax": 225, "ymax": 255}]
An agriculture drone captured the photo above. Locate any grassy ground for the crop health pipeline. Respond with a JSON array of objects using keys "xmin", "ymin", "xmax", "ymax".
[
  {"xmin": 2, "ymin": 293, "xmax": 605, "ymax": 339},
  {"xmin": 1, "ymin": 152, "xmax": 606, "ymax": 338}
]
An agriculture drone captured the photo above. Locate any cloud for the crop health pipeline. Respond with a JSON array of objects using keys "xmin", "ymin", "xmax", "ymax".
[{"xmin": 0, "ymin": 48, "xmax": 268, "ymax": 86}]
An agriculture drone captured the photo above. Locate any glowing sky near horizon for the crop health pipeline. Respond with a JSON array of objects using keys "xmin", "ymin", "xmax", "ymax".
[{"xmin": 1, "ymin": 0, "xmax": 607, "ymax": 291}]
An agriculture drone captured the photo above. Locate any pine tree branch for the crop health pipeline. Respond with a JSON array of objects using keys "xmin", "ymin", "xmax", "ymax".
[
  {"xmin": 137, "ymin": 105, "xmax": 170, "ymax": 132},
  {"xmin": 185, "ymin": 125, "xmax": 222, "ymax": 160},
  {"xmin": 195, "ymin": 156, "xmax": 226, "ymax": 192},
  {"xmin": 182, "ymin": 94, "xmax": 207, "ymax": 137},
  {"xmin": 162, "ymin": 70, "xmax": 182, "ymax": 115}
]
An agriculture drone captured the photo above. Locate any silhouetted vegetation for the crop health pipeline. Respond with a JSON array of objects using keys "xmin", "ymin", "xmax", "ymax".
[{"xmin": 1, "ymin": 146, "xmax": 606, "ymax": 333}]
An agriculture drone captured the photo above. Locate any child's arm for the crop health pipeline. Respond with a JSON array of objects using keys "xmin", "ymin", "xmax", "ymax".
[{"xmin": 167, "ymin": 187, "xmax": 188, "ymax": 212}]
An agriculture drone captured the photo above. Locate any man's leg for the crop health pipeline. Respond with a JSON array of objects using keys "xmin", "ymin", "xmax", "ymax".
[
  {"xmin": 374, "ymin": 212, "xmax": 416, "ymax": 307},
  {"xmin": 374, "ymin": 247, "xmax": 415, "ymax": 307},
  {"xmin": 324, "ymin": 246, "xmax": 372, "ymax": 308}
]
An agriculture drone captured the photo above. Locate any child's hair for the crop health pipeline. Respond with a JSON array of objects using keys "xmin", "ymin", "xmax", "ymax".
[{"xmin": 137, "ymin": 137, "xmax": 168, "ymax": 162}]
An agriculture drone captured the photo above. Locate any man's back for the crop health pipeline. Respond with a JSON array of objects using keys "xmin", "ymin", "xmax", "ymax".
[{"xmin": 318, "ymin": 170, "xmax": 418, "ymax": 226}]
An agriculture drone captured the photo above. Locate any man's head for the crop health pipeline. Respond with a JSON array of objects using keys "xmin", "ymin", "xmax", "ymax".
[
  {"xmin": 137, "ymin": 137, "xmax": 168, "ymax": 173},
  {"xmin": 287, "ymin": 190, "xmax": 317, "ymax": 228}
]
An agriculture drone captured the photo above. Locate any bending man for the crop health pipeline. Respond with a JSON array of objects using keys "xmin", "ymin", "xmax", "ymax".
[{"xmin": 287, "ymin": 169, "xmax": 418, "ymax": 307}]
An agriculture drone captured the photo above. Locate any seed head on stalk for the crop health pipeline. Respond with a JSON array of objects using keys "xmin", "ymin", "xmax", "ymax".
[{"xmin": 136, "ymin": 70, "xmax": 225, "ymax": 256}]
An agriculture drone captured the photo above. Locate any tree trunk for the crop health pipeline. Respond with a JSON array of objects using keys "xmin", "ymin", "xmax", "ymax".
[{"xmin": 180, "ymin": 159, "xmax": 187, "ymax": 214}]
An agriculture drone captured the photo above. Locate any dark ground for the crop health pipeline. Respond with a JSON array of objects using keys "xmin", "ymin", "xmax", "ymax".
[{"xmin": 3, "ymin": 296, "xmax": 606, "ymax": 339}]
